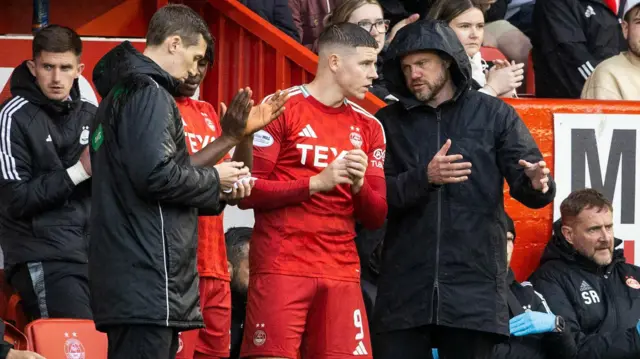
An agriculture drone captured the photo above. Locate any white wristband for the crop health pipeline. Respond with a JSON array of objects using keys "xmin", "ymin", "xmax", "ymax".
[{"xmin": 66, "ymin": 161, "xmax": 91, "ymax": 185}]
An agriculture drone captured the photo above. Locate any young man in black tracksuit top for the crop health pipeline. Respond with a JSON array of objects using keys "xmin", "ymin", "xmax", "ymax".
[
  {"xmin": 0, "ymin": 25, "xmax": 95, "ymax": 321},
  {"xmin": 531, "ymin": 189, "xmax": 640, "ymax": 358}
]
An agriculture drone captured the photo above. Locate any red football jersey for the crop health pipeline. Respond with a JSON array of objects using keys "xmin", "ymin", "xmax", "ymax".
[
  {"xmin": 246, "ymin": 85, "xmax": 387, "ymax": 282},
  {"xmin": 176, "ymin": 97, "xmax": 231, "ymax": 280}
]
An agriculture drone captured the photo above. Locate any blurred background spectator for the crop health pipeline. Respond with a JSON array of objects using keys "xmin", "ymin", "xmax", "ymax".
[
  {"xmin": 289, "ymin": 0, "xmax": 341, "ymax": 49},
  {"xmin": 532, "ymin": 0, "xmax": 627, "ymax": 98},
  {"xmin": 480, "ymin": 0, "xmax": 532, "ymax": 87},
  {"xmin": 582, "ymin": 0, "xmax": 640, "ymax": 100},
  {"xmin": 428, "ymin": 0, "xmax": 524, "ymax": 97},
  {"xmin": 240, "ymin": 0, "xmax": 300, "ymax": 42}
]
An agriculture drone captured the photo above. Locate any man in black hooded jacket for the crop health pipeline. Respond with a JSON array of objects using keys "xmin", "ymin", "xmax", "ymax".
[
  {"xmin": 530, "ymin": 188, "xmax": 640, "ymax": 359},
  {"xmin": 372, "ymin": 20, "xmax": 555, "ymax": 359},
  {"xmin": 0, "ymin": 25, "xmax": 95, "ymax": 321}
]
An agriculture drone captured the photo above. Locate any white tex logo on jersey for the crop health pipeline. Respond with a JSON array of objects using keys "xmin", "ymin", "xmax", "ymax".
[
  {"xmin": 298, "ymin": 124, "xmax": 318, "ymax": 138},
  {"xmin": 585, "ymin": 5, "xmax": 595, "ymax": 18}
]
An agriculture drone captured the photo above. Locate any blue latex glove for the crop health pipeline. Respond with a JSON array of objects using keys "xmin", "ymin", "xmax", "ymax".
[
  {"xmin": 510, "ymin": 311, "xmax": 557, "ymax": 336},
  {"xmin": 636, "ymin": 319, "xmax": 640, "ymax": 335},
  {"xmin": 432, "ymin": 348, "xmax": 439, "ymax": 359}
]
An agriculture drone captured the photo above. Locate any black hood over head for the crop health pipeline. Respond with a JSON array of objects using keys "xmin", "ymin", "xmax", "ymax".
[
  {"xmin": 10, "ymin": 60, "xmax": 81, "ymax": 115},
  {"xmin": 539, "ymin": 219, "xmax": 625, "ymax": 271},
  {"xmin": 382, "ymin": 19, "xmax": 471, "ymax": 107},
  {"xmin": 93, "ymin": 41, "xmax": 181, "ymax": 98}
]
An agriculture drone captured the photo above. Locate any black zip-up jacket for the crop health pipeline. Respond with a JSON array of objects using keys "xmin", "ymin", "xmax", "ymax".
[
  {"xmin": 372, "ymin": 20, "xmax": 556, "ymax": 336},
  {"xmin": 0, "ymin": 62, "xmax": 95, "ymax": 276},
  {"xmin": 530, "ymin": 220, "xmax": 640, "ymax": 359},
  {"xmin": 89, "ymin": 42, "xmax": 224, "ymax": 331},
  {"xmin": 532, "ymin": 0, "xmax": 627, "ymax": 98},
  {"xmin": 492, "ymin": 269, "xmax": 576, "ymax": 359}
]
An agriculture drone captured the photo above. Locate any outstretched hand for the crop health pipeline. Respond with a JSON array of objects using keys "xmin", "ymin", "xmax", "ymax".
[
  {"xmin": 220, "ymin": 88, "xmax": 253, "ymax": 141},
  {"xmin": 427, "ymin": 139, "xmax": 472, "ymax": 185},
  {"xmin": 244, "ymin": 89, "xmax": 289, "ymax": 136},
  {"xmin": 519, "ymin": 159, "xmax": 550, "ymax": 193}
]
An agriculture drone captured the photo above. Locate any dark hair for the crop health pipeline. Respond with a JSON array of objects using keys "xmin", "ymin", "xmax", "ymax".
[
  {"xmin": 317, "ymin": 22, "xmax": 379, "ymax": 52},
  {"xmin": 505, "ymin": 213, "xmax": 516, "ymax": 241},
  {"xmin": 146, "ymin": 4, "xmax": 212, "ymax": 48},
  {"xmin": 560, "ymin": 189, "xmax": 614, "ymax": 225},
  {"xmin": 625, "ymin": 4, "xmax": 640, "ymax": 22},
  {"xmin": 204, "ymin": 37, "xmax": 215, "ymax": 65},
  {"xmin": 32, "ymin": 25, "xmax": 82, "ymax": 59},
  {"xmin": 427, "ymin": 0, "xmax": 484, "ymax": 23},
  {"xmin": 225, "ymin": 227, "xmax": 252, "ymax": 268}
]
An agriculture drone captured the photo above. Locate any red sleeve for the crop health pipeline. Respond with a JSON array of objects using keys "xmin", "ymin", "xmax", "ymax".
[
  {"xmin": 238, "ymin": 111, "xmax": 311, "ymax": 210},
  {"xmin": 353, "ymin": 122, "xmax": 387, "ymax": 229}
]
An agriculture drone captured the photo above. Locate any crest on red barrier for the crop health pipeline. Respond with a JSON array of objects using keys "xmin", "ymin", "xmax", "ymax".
[{"xmin": 64, "ymin": 332, "xmax": 85, "ymax": 359}]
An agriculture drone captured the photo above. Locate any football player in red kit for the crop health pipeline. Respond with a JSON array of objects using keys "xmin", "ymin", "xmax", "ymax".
[
  {"xmin": 175, "ymin": 42, "xmax": 288, "ymax": 359},
  {"xmin": 239, "ymin": 23, "xmax": 387, "ymax": 359}
]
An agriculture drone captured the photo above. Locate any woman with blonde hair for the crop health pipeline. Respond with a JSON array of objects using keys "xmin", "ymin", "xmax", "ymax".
[
  {"xmin": 320, "ymin": 0, "xmax": 420, "ymax": 102},
  {"xmin": 428, "ymin": 0, "xmax": 524, "ymax": 97}
]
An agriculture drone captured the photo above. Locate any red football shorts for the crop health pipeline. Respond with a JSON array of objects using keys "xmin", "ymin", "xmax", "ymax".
[
  {"xmin": 240, "ymin": 273, "xmax": 372, "ymax": 359},
  {"xmin": 194, "ymin": 277, "xmax": 231, "ymax": 358}
]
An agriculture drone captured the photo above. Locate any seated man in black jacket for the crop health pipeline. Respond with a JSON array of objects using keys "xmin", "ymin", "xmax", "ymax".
[
  {"xmin": 531, "ymin": 188, "xmax": 640, "ymax": 358},
  {"xmin": 0, "ymin": 25, "xmax": 95, "ymax": 321},
  {"xmin": 491, "ymin": 214, "xmax": 575, "ymax": 359}
]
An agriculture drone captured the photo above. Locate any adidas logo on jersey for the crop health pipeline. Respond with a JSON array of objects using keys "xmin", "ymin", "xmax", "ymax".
[
  {"xmin": 45, "ymin": 134, "xmax": 52, "ymax": 142},
  {"xmin": 298, "ymin": 124, "xmax": 318, "ymax": 138},
  {"xmin": 579, "ymin": 280, "xmax": 593, "ymax": 292},
  {"xmin": 353, "ymin": 341, "xmax": 368, "ymax": 356}
]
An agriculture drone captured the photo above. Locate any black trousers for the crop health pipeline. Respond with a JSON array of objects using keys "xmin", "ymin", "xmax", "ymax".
[
  {"xmin": 373, "ymin": 325, "xmax": 502, "ymax": 359},
  {"xmin": 106, "ymin": 325, "xmax": 180, "ymax": 359},
  {"xmin": 10, "ymin": 261, "xmax": 92, "ymax": 321}
]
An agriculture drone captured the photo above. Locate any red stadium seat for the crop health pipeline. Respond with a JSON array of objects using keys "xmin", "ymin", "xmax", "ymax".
[
  {"xmin": 5, "ymin": 294, "xmax": 27, "ymax": 332},
  {"xmin": 480, "ymin": 46, "xmax": 508, "ymax": 62},
  {"xmin": 526, "ymin": 50, "xmax": 536, "ymax": 96},
  {"xmin": 25, "ymin": 319, "xmax": 107, "ymax": 359},
  {"xmin": 4, "ymin": 321, "xmax": 27, "ymax": 351},
  {"xmin": 175, "ymin": 330, "xmax": 198, "ymax": 359}
]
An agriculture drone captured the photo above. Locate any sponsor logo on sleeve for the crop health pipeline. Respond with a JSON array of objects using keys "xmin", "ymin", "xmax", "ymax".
[{"xmin": 253, "ymin": 130, "xmax": 274, "ymax": 147}]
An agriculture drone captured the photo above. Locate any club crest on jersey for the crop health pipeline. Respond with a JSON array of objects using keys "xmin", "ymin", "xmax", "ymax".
[
  {"xmin": 626, "ymin": 276, "xmax": 640, "ymax": 289},
  {"xmin": 349, "ymin": 126, "xmax": 362, "ymax": 148},
  {"xmin": 253, "ymin": 323, "xmax": 267, "ymax": 346},
  {"xmin": 202, "ymin": 112, "xmax": 216, "ymax": 131}
]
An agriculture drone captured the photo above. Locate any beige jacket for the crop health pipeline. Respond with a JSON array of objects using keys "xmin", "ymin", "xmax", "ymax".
[{"xmin": 581, "ymin": 52, "xmax": 640, "ymax": 100}]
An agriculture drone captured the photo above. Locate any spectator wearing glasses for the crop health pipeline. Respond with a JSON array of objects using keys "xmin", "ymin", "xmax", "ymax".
[
  {"xmin": 322, "ymin": 0, "xmax": 420, "ymax": 102},
  {"xmin": 428, "ymin": 0, "xmax": 524, "ymax": 98}
]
